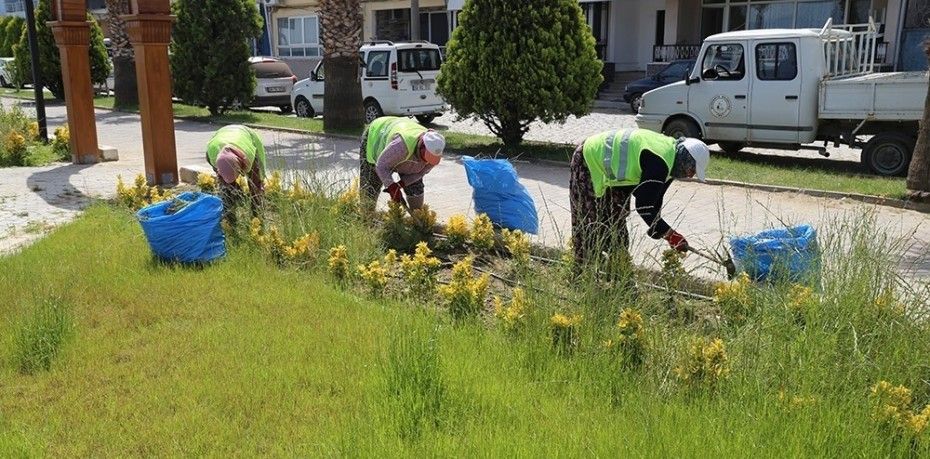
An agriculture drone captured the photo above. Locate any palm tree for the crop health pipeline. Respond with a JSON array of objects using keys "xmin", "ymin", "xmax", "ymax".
[
  {"xmin": 319, "ymin": 0, "xmax": 364, "ymax": 131},
  {"xmin": 105, "ymin": 0, "xmax": 138, "ymax": 109},
  {"xmin": 907, "ymin": 39, "xmax": 930, "ymax": 199}
]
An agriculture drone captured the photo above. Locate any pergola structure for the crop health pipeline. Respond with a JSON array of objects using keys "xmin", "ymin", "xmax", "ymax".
[{"xmin": 49, "ymin": 0, "xmax": 178, "ymax": 185}]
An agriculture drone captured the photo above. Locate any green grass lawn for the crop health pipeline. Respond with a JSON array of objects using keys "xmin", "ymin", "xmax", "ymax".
[
  {"xmin": 1, "ymin": 190, "xmax": 928, "ymax": 455},
  {"xmin": 2, "ymin": 90, "xmax": 909, "ymax": 198}
]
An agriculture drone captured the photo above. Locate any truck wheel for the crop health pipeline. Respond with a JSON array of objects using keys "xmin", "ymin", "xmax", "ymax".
[
  {"xmin": 717, "ymin": 141, "xmax": 745, "ymax": 155},
  {"xmin": 862, "ymin": 132, "xmax": 914, "ymax": 177},
  {"xmin": 663, "ymin": 118, "xmax": 701, "ymax": 140},
  {"xmin": 415, "ymin": 114, "xmax": 437, "ymax": 125},
  {"xmin": 364, "ymin": 100, "xmax": 384, "ymax": 123},
  {"xmin": 295, "ymin": 97, "xmax": 314, "ymax": 118}
]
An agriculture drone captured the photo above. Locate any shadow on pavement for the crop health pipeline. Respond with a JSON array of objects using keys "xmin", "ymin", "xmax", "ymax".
[{"xmin": 26, "ymin": 163, "xmax": 96, "ymax": 211}]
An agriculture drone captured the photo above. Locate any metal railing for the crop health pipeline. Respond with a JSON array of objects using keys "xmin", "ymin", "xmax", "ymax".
[
  {"xmin": 652, "ymin": 44, "xmax": 701, "ymax": 62},
  {"xmin": 820, "ymin": 17, "xmax": 881, "ymax": 78}
]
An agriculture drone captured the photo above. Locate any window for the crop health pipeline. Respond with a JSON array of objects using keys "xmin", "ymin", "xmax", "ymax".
[
  {"xmin": 398, "ymin": 49, "xmax": 442, "ymax": 72},
  {"xmin": 756, "ymin": 43, "xmax": 797, "ymax": 80},
  {"xmin": 252, "ymin": 61, "xmax": 294, "ymax": 79},
  {"xmin": 702, "ymin": 44, "xmax": 745, "ymax": 80},
  {"xmin": 795, "ymin": 0, "xmax": 844, "ymax": 28},
  {"xmin": 277, "ymin": 16, "xmax": 320, "ymax": 58},
  {"xmin": 4, "ymin": 0, "xmax": 22, "ymax": 12},
  {"xmin": 366, "ymin": 51, "xmax": 390, "ymax": 78},
  {"xmin": 748, "ymin": 3, "xmax": 795, "ymax": 29}
]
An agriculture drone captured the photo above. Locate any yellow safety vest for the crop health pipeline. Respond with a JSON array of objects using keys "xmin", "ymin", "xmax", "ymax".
[{"xmin": 582, "ymin": 129, "xmax": 677, "ymax": 198}]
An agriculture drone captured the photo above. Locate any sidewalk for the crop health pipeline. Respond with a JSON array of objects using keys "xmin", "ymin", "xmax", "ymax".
[{"xmin": 1, "ymin": 98, "xmax": 927, "ymax": 281}]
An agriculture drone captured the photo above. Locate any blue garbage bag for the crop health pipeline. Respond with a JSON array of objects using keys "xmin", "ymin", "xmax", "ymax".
[
  {"xmin": 136, "ymin": 192, "xmax": 226, "ymax": 264},
  {"xmin": 462, "ymin": 156, "xmax": 538, "ymax": 234},
  {"xmin": 729, "ymin": 224, "xmax": 820, "ymax": 283}
]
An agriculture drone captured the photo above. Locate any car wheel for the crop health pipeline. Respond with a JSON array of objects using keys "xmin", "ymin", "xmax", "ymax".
[
  {"xmin": 295, "ymin": 97, "xmax": 315, "ymax": 118},
  {"xmin": 862, "ymin": 132, "xmax": 914, "ymax": 176},
  {"xmin": 279, "ymin": 104, "xmax": 293, "ymax": 114},
  {"xmin": 717, "ymin": 141, "xmax": 745, "ymax": 155},
  {"xmin": 364, "ymin": 99, "xmax": 384, "ymax": 123},
  {"xmin": 0, "ymin": 76, "xmax": 9, "ymax": 88},
  {"xmin": 415, "ymin": 114, "xmax": 437, "ymax": 125},
  {"xmin": 663, "ymin": 117, "xmax": 701, "ymax": 140},
  {"xmin": 629, "ymin": 93, "xmax": 643, "ymax": 114}
]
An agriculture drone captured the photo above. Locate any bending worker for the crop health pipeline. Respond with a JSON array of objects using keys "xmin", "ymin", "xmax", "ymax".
[
  {"xmin": 360, "ymin": 116, "xmax": 445, "ymax": 211},
  {"xmin": 206, "ymin": 124, "xmax": 267, "ymax": 218},
  {"xmin": 569, "ymin": 128, "xmax": 710, "ymax": 266}
]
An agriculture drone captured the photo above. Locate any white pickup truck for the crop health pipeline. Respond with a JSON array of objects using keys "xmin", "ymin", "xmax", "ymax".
[{"xmin": 635, "ymin": 20, "xmax": 928, "ymax": 176}]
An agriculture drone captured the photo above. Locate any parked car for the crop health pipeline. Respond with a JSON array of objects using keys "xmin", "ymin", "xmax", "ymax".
[
  {"xmin": 0, "ymin": 57, "xmax": 15, "ymax": 88},
  {"xmin": 291, "ymin": 41, "xmax": 447, "ymax": 124},
  {"xmin": 623, "ymin": 59, "xmax": 694, "ymax": 113},
  {"xmin": 249, "ymin": 57, "xmax": 297, "ymax": 114},
  {"xmin": 636, "ymin": 23, "xmax": 927, "ymax": 176}
]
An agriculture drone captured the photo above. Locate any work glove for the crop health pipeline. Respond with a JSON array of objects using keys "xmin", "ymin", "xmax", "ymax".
[
  {"xmin": 665, "ymin": 230, "xmax": 689, "ymax": 253},
  {"xmin": 385, "ymin": 182, "xmax": 405, "ymax": 203}
]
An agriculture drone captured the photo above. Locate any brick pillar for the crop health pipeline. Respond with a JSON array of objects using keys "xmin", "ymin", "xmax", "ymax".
[
  {"xmin": 123, "ymin": 8, "xmax": 178, "ymax": 185},
  {"xmin": 49, "ymin": 20, "xmax": 100, "ymax": 164}
]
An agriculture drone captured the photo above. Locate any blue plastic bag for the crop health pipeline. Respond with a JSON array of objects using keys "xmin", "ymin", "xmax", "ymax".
[
  {"xmin": 136, "ymin": 192, "xmax": 226, "ymax": 264},
  {"xmin": 462, "ymin": 156, "xmax": 539, "ymax": 234},
  {"xmin": 729, "ymin": 224, "xmax": 820, "ymax": 283}
]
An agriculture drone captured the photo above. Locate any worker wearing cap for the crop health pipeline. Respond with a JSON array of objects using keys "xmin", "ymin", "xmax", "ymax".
[
  {"xmin": 569, "ymin": 128, "xmax": 710, "ymax": 267},
  {"xmin": 360, "ymin": 116, "xmax": 444, "ymax": 211},
  {"xmin": 205, "ymin": 124, "xmax": 267, "ymax": 219}
]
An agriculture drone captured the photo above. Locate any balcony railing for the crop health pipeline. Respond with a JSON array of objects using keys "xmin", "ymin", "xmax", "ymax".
[{"xmin": 653, "ymin": 44, "xmax": 700, "ymax": 62}]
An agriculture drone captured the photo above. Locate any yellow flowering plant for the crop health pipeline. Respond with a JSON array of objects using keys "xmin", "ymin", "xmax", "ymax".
[
  {"xmin": 713, "ymin": 272, "xmax": 753, "ymax": 322},
  {"xmin": 493, "ymin": 288, "xmax": 529, "ymax": 332},
  {"xmin": 870, "ymin": 380, "xmax": 930, "ymax": 439},
  {"xmin": 334, "ymin": 178, "xmax": 360, "ymax": 216},
  {"xmin": 445, "ymin": 214, "xmax": 469, "ymax": 248},
  {"xmin": 328, "ymin": 245, "xmax": 351, "ymax": 283},
  {"xmin": 786, "ymin": 284, "xmax": 817, "ymax": 321},
  {"xmin": 116, "ymin": 174, "xmax": 173, "ymax": 210},
  {"xmin": 52, "ymin": 126, "xmax": 70, "ymax": 159},
  {"xmin": 400, "ymin": 242, "xmax": 441, "ymax": 300},
  {"xmin": 501, "ymin": 229, "xmax": 531, "ymax": 267},
  {"xmin": 358, "ymin": 259, "xmax": 389, "ymax": 296},
  {"xmin": 196, "ymin": 173, "xmax": 217, "ymax": 194},
  {"xmin": 470, "ymin": 213, "xmax": 495, "ymax": 252},
  {"xmin": 438, "ymin": 256, "xmax": 490, "ymax": 321},
  {"xmin": 674, "ymin": 337, "xmax": 730, "ymax": 388},
  {"xmin": 549, "ymin": 312, "xmax": 581, "ymax": 355},
  {"xmin": 265, "ymin": 170, "xmax": 283, "ymax": 197},
  {"xmin": 27, "ymin": 121, "xmax": 38, "ymax": 140},
  {"xmin": 606, "ymin": 308, "xmax": 647, "ymax": 368}
]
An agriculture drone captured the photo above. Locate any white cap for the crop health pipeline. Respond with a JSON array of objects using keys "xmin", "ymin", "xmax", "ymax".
[
  {"xmin": 680, "ymin": 138, "xmax": 710, "ymax": 181},
  {"xmin": 422, "ymin": 131, "xmax": 445, "ymax": 156}
]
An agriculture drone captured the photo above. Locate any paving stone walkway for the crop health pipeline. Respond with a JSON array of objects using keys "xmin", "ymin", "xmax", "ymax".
[{"xmin": 1, "ymin": 98, "xmax": 927, "ymax": 283}]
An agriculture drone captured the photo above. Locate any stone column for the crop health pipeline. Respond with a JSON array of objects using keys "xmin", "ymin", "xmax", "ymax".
[
  {"xmin": 49, "ymin": 16, "xmax": 99, "ymax": 164},
  {"xmin": 123, "ymin": 0, "xmax": 177, "ymax": 185}
]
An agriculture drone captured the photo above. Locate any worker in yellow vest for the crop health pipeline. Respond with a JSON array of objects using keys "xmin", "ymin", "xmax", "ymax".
[
  {"xmin": 359, "ymin": 116, "xmax": 445, "ymax": 211},
  {"xmin": 205, "ymin": 124, "xmax": 267, "ymax": 219},
  {"xmin": 569, "ymin": 128, "xmax": 710, "ymax": 267}
]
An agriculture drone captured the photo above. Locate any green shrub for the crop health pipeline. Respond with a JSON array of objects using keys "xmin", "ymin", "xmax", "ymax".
[
  {"xmin": 0, "ymin": 16, "xmax": 12, "ymax": 57},
  {"xmin": 1, "ymin": 17, "xmax": 23, "ymax": 58},
  {"xmin": 170, "ymin": 0, "xmax": 262, "ymax": 115},
  {"xmin": 11, "ymin": 2, "xmax": 110, "ymax": 98},
  {"xmin": 13, "ymin": 297, "xmax": 73, "ymax": 374},
  {"xmin": 437, "ymin": 0, "xmax": 602, "ymax": 146}
]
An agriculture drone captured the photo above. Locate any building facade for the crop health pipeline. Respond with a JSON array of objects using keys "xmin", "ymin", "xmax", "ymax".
[{"xmin": 260, "ymin": 0, "xmax": 928, "ymax": 79}]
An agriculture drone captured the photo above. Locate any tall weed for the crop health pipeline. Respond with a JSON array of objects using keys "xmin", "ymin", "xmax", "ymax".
[{"xmin": 13, "ymin": 297, "xmax": 72, "ymax": 374}]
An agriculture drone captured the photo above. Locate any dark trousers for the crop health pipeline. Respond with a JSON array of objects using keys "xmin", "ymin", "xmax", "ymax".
[
  {"xmin": 569, "ymin": 146, "xmax": 631, "ymax": 268},
  {"xmin": 358, "ymin": 130, "xmax": 424, "ymax": 211}
]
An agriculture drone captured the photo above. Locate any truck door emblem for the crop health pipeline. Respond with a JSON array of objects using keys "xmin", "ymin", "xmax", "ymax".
[{"xmin": 710, "ymin": 95, "xmax": 732, "ymax": 118}]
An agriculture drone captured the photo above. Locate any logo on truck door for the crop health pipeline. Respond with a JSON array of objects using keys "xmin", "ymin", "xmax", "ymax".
[{"xmin": 710, "ymin": 95, "xmax": 732, "ymax": 118}]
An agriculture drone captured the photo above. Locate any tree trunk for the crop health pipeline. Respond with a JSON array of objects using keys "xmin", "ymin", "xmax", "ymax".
[
  {"xmin": 411, "ymin": 0, "xmax": 419, "ymax": 41},
  {"xmin": 106, "ymin": 0, "xmax": 138, "ymax": 109},
  {"xmin": 319, "ymin": 0, "xmax": 364, "ymax": 132},
  {"xmin": 907, "ymin": 40, "xmax": 930, "ymax": 199}
]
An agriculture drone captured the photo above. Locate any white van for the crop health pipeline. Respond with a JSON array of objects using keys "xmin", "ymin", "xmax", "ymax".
[{"xmin": 291, "ymin": 41, "xmax": 447, "ymax": 124}]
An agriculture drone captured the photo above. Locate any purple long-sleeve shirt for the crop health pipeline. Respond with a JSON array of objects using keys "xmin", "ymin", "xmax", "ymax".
[{"xmin": 375, "ymin": 135, "xmax": 434, "ymax": 188}]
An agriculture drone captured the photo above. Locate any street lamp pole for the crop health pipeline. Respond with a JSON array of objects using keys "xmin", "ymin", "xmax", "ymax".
[{"xmin": 22, "ymin": 0, "xmax": 48, "ymax": 143}]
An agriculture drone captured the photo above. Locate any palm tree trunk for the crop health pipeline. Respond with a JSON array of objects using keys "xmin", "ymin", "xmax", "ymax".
[
  {"xmin": 106, "ymin": 0, "xmax": 138, "ymax": 110},
  {"xmin": 319, "ymin": 0, "xmax": 364, "ymax": 131},
  {"xmin": 907, "ymin": 39, "xmax": 930, "ymax": 199}
]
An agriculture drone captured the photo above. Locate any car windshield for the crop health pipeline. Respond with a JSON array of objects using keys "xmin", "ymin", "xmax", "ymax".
[
  {"xmin": 252, "ymin": 61, "xmax": 293, "ymax": 79},
  {"xmin": 397, "ymin": 49, "xmax": 441, "ymax": 72},
  {"xmin": 660, "ymin": 61, "xmax": 691, "ymax": 79}
]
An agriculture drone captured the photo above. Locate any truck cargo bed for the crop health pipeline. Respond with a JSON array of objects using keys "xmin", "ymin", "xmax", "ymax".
[{"xmin": 819, "ymin": 71, "xmax": 928, "ymax": 120}]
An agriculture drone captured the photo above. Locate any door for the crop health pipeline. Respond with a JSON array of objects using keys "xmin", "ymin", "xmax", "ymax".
[
  {"xmin": 690, "ymin": 42, "xmax": 750, "ymax": 142},
  {"xmin": 310, "ymin": 61, "xmax": 325, "ymax": 113},
  {"xmin": 363, "ymin": 49, "xmax": 391, "ymax": 105},
  {"xmin": 749, "ymin": 40, "xmax": 801, "ymax": 143}
]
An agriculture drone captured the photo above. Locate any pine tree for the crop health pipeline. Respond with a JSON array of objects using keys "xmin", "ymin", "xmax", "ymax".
[
  {"xmin": 170, "ymin": 0, "xmax": 262, "ymax": 115},
  {"xmin": 437, "ymin": 0, "xmax": 603, "ymax": 146}
]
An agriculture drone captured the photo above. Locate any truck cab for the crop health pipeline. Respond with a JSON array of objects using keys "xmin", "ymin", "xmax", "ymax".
[{"xmin": 636, "ymin": 23, "xmax": 927, "ymax": 176}]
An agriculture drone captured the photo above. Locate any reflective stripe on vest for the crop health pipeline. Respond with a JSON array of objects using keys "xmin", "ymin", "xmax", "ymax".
[{"xmin": 603, "ymin": 129, "xmax": 634, "ymax": 181}]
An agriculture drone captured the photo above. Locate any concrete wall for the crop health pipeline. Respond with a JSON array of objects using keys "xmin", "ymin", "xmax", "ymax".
[{"xmin": 607, "ymin": 0, "xmax": 664, "ymax": 72}]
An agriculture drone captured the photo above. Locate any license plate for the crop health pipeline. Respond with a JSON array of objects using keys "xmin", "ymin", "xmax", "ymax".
[
  {"xmin": 267, "ymin": 86, "xmax": 285, "ymax": 93},
  {"xmin": 412, "ymin": 80, "xmax": 432, "ymax": 91}
]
